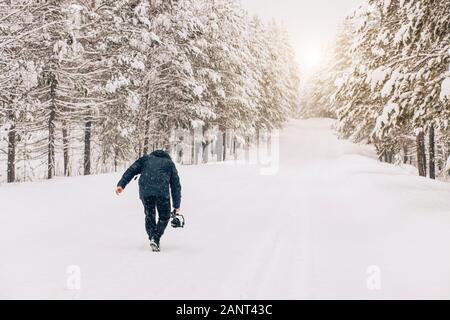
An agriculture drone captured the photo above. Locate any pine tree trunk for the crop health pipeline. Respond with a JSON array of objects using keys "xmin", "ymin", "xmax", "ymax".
[
  {"xmin": 62, "ymin": 122, "xmax": 70, "ymax": 176},
  {"xmin": 114, "ymin": 147, "xmax": 119, "ymax": 172},
  {"xmin": 202, "ymin": 126, "xmax": 206, "ymax": 163},
  {"xmin": 202, "ymin": 142, "xmax": 209, "ymax": 163},
  {"xmin": 47, "ymin": 75, "xmax": 57, "ymax": 180},
  {"xmin": 245, "ymin": 136, "xmax": 250, "ymax": 162},
  {"xmin": 143, "ymin": 119, "xmax": 150, "ymax": 155},
  {"xmin": 256, "ymin": 127, "xmax": 260, "ymax": 163},
  {"xmin": 447, "ymin": 141, "xmax": 450, "ymax": 177},
  {"xmin": 266, "ymin": 130, "xmax": 272, "ymax": 161},
  {"xmin": 202, "ymin": 125, "xmax": 212, "ymax": 163},
  {"xmin": 438, "ymin": 144, "xmax": 444, "ymax": 173},
  {"xmin": 403, "ymin": 145, "xmax": 408, "ymax": 164},
  {"xmin": 416, "ymin": 130, "xmax": 427, "ymax": 177},
  {"xmin": 222, "ymin": 131, "xmax": 226, "ymax": 161},
  {"xmin": 143, "ymin": 94, "xmax": 150, "ymax": 155},
  {"xmin": 48, "ymin": 107, "xmax": 56, "ymax": 180},
  {"xmin": 190, "ymin": 128, "xmax": 195, "ymax": 165},
  {"xmin": 84, "ymin": 118, "xmax": 92, "ymax": 176},
  {"xmin": 218, "ymin": 125, "xmax": 226, "ymax": 162},
  {"xmin": 429, "ymin": 125, "xmax": 435, "ymax": 179},
  {"xmin": 163, "ymin": 128, "xmax": 171, "ymax": 153},
  {"xmin": 7, "ymin": 112, "xmax": 16, "ymax": 183},
  {"xmin": 233, "ymin": 134, "xmax": 237, "ymax": 160},
  {"xmin": 229, "ymin": 130, "xmax": 233, "ymax": 156}
]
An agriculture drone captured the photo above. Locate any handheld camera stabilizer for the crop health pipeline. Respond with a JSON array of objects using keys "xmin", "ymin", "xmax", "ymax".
[{"xmin": 171, "ymin": 210, "xmax": 185, "ymax": 228}]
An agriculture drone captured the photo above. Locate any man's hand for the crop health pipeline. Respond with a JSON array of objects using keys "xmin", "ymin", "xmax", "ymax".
[
  {"xmin": 115, "ymin": 186, "xmax": 124, "ymax": 196},
  {"xmin": 174, "ymin": 208, "xmax": 181, "ymax": 214}
]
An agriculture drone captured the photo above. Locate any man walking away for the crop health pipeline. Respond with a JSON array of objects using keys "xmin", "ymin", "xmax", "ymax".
[{"xmin": 115, "ymin": 150, "xmax": 182, "ymax": 252}]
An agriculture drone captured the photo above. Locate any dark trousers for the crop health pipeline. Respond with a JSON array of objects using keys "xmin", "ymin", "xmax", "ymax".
[{"xmin": 141, "ymin": 196, "xmax": 171, "ymax": 242}]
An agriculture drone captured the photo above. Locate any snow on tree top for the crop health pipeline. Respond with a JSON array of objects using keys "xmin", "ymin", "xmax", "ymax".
[{"xmin": 368, "ymin": 67, "xmax": 390, "ymax": 92}]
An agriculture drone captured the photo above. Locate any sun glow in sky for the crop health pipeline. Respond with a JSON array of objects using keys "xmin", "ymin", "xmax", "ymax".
[
  {"xmin": 241, "ymin": 0, "xmax": 363, "ymax": 78},
  {"xmin": 296, "ymin": 45, "xmax": 325, "ymax": 74}
]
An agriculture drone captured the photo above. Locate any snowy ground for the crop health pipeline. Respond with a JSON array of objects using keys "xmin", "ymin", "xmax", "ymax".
[{"xmin": 1, "ymin": 118, "xmax": 450, "ymax": 299}]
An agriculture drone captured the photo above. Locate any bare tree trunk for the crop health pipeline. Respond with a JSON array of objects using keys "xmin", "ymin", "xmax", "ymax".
[
  {"xmin": 84, "ymin": 117, "xmax": 92, "ymax": 176},
  {"xmin": 7, "ymin": 110, "xmax": 16, "ymax": 183},
  {"xmin": 416, "ymin": 130, "xmax": 427, "ymax": 177},
  {"xmin": 429, "ymin": 125, "xmax": 435, "ymax": 179},
  {"xmin": 62, "ymin": 121, "xmax": 70, "ymax": 176}
]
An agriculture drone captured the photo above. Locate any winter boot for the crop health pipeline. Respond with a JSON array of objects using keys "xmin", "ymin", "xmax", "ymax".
[{"xmin": 150, "ymin": 238, "xmax": 160, "ymax": 252}]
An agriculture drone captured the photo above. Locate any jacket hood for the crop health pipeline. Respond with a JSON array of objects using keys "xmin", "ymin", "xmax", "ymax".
[{"xmin": 150, "ymin": 150, "xmax": 172, "ymax": 160}]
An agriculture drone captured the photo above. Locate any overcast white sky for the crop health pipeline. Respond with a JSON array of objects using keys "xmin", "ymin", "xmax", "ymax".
[{"xmin": 240, "ymin": 0, "xmax": 363, "ymax": 75}]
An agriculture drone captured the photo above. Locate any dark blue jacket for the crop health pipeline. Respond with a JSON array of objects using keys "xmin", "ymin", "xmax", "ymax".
[{"xmin": 117, "ymin": 150, "xmax": 182, "ymax": 208}]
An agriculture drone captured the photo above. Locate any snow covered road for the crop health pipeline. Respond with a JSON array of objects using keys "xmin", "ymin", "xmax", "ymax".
[{"xmin": 2, "ymin": 118, "xmax": 450, "ymax": 299}]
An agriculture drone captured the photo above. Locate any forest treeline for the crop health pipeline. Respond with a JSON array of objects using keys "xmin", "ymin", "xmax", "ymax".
[
  {"xmin": 302, "ymin": 0, "xmax": 450, "ymax": 179},
  {"xmin": 0, "ymin": 0, "xmax": 300, "ymax": 182}
]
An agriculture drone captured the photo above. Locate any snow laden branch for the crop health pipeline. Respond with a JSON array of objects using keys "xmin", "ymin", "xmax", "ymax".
[
  {"xmin": 0, "ymin": 0, "xmax": 300, "ymax": 183},
  {"xmin": 301, "ymin": 0, "xmax": 450, "ymax": 180}
]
